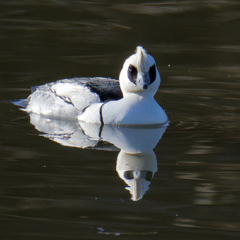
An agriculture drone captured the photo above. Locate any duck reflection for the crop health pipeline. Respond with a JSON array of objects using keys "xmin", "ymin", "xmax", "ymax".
[
  {"xmin": 117, "ymin": 151, "xmax": 157, "ymax": 201},
  {"xmin": 29, "ymin": 113, "xmax": 167, "ymax": 201}
]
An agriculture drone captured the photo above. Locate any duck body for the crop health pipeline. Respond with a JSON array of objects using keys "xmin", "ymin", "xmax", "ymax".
[
  {"xmin": 21, "ymin": 46, "xmax": 168, "ymax": 125},
  {"xmin": 24, "ymin": 77, "xmax": 122, "ymax": 120},
  {"xmin": 79, "ymin": 92, "xmax": 167, "ymax": 125}
]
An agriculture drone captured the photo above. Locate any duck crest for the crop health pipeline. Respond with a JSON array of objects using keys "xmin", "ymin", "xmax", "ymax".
[{"xmin": 135, "ymin": 46, "xmax": 149, "ymax": 73}]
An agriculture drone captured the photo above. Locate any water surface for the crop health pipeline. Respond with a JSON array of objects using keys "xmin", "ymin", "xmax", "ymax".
[{"xmin": 1, "ymin": 0, "xmax": 240, "ymax": 239}]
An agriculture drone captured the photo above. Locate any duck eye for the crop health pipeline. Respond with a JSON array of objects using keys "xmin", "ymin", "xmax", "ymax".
[
  {"xmin": 149, "ymin": 64, "xmax": 156, "ymax": 84},
  {"xmin": 128, "ymin": 64, "xmax": 138, "ymax": 84}
]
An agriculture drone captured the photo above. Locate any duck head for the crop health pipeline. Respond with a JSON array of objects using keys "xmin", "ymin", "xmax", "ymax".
[{"xmin": 119, "ymin": 46, "xmax": 161, "ymax": 97}]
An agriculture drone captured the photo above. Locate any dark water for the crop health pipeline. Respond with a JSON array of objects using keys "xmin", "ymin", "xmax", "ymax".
[{"xmin": 1, "ymin": 0, "xmax": 240, "ymax": 239}]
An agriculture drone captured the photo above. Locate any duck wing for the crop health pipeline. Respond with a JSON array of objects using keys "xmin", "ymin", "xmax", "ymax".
[
  {"xmin": 16, "ymin": 77, "xmax": 122, "ymax": 119},
  {"xmin": 30, "ymin": 77, "xmax": 122, "ymax": 102}
]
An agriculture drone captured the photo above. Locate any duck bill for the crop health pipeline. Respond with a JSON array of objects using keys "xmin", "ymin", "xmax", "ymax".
[{"xmin": 137, "ymin": 72, "xmax": 150, "ymax": 90}]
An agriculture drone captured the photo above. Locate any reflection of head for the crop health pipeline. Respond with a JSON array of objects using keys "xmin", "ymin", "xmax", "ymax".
[{"xmin": 116, "ymin": 150, "xmax": 157, "ymax": 201}]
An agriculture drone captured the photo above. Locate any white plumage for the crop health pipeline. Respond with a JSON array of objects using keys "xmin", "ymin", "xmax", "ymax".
[{"xmin": 20, "ymin": 46, "xmax": 168, "ymax": 125}]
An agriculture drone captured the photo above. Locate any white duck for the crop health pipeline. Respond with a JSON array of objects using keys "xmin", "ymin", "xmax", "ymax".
[{"xmin": 22, "ymin": 46, "xmax": 168, "ymax": 125}]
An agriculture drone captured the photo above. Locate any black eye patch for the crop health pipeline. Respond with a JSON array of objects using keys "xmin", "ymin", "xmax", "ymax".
[
  {"xmin": 149, "ymin": 64, "xmax": 156, "ymax": 84},
  {"xmin": 127, "ymin": 64, "xmax": 138, "ymax": 84}
]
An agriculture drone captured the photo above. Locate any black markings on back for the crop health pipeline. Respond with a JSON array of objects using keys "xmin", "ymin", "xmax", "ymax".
[
  {"xmin": 99, "ymin": 103, "xmax": 105, "ymax": 138},
  {"xmin": 86, "ymin": 78, "xmax": 123, "ymax": 102},
  {"xmin": 50, "ymin": 88, "xmax": 76, "ymax": 109},
  {"xmin": 149, "ymin": 64, "xmax": 156, "ymax": 84},
  {"xmin": 99, "ymin": 103, "xmax": 104, "ymax": 125},
  {"xmin": 127, "ymin": 64, "xmax": 138, "ymax": 85},
  {"xmin": 82, "ymin": 105, "xmax": 90, "ymax": 113}
]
